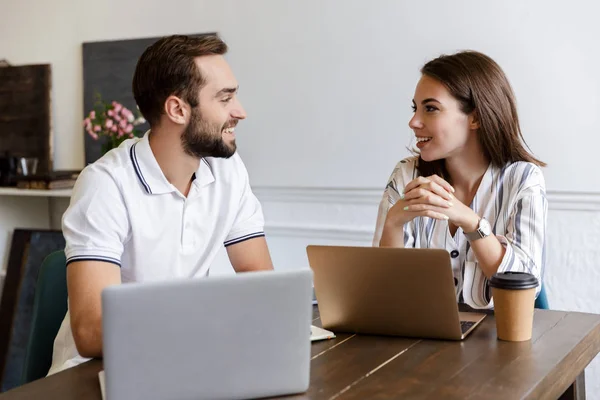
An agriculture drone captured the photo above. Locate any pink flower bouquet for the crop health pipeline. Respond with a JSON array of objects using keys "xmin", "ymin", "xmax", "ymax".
[{"xmin": 83, "ymin": 95, "xmax": 146, "ymax": 154}]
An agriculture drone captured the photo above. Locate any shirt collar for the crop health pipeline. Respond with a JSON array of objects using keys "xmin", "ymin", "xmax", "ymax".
[
  {"xmin": 194, "ymin": 158, "xmax": 216, "ymax": 189},
  {"xmin": 130, "ymin": 131, "xmax": 215, "ymax": 195}
]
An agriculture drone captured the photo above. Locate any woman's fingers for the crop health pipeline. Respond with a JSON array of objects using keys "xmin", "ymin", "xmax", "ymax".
[
  {"xmin": 423, "ymin": 180, "xmax": 453, "ymax": 201},
  {"xmin": 403, "ymin": 176, "xmax": 430, "ymax": 194},
  {"xmin": 403, "ymin": 175, "xmax": 454, "ymax": 201},
  {"xmin": 427, "ymin": 174, "xmax": 455, "ymax": 194},
  {"xmin": 403, "ymin": 189, "xmax": 453, "ymax": 208},
  {"xmin": 402, "ymin": 205, "xmax": 449, "ymax": 220}
]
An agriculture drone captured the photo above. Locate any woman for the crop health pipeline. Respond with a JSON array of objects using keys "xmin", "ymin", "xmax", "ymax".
[{"xmin": 373, "ymin": 51, "xmax": 547, "ymax": 309}]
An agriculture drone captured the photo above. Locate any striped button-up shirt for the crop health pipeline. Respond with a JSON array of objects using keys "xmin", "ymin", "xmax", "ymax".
[{"xmin": 373, "ymin": 156, "xmax": 547, "ymax": 309}]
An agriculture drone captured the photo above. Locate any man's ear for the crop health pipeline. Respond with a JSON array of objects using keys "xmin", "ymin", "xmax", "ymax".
[
  {"xmin": 164, "ymin": 96, "xmax": 188, "ymax": 125},
  {"xmin": 469, "ymin": 111, "xmax": 480, "ymax": 130}
]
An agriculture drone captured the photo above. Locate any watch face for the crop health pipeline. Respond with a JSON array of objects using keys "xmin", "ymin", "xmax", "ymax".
[{"xmin": 479, "ymin": 218, "xmax": 492, "ymax": 236}]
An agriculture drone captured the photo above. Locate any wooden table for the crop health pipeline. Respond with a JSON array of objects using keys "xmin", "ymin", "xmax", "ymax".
[{"xmin": 1, "ymin": 306, "xmax": 599, "ymax": 400}]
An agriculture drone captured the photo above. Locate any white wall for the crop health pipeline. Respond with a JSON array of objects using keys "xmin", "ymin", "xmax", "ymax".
[
  {"xmin": 2, "ymin": 0, "xmax": 599, "ymax": 191},
  {"xmin": 1, "ymin": 0, "xmax": 600, "ymax": 396}
]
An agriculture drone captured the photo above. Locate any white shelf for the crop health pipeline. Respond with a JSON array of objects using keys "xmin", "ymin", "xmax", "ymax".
[{"xmin": 0, "ymin": 187, "xmax": 72, "ymax": 197}]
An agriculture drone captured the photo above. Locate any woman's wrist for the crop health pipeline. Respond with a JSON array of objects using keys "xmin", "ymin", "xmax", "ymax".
[
  {"xmin": 384, "ymin": 212, "xmax": 407, "ymax": 230},
  {"xmin": 379, "ymin": 224, "xmax": 404, "ymax": 247},
  {"xmin": 379, "ymin": 215, "xmax": 405, "ymax": 246},
  {"xmin": 458, "ymin": 209, "xmax": 481, "ymax": 232}
]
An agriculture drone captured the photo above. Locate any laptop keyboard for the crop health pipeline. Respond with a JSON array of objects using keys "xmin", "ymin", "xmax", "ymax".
[{"xmin": 460, "ymin": 321, "xmax": 476, "ymax": 333}]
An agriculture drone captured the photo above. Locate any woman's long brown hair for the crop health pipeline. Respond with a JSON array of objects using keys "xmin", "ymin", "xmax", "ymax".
[{"xmin": 414, "ymin": 51, "xmax": 545, "ymax": 182}]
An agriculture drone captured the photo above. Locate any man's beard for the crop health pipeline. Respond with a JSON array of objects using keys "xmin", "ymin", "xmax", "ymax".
[{"xmin": 182, "ymin": 108, "xmax": 237, "ymax": 159}]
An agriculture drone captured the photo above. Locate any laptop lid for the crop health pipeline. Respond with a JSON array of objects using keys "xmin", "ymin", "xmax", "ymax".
[
  {"xmin": 101, "ymin": 269, "xmax": 313, "ymax": 400},
  {"xmin": 307, "ymin": 245, "xmax": 483, "ymax": 340}
]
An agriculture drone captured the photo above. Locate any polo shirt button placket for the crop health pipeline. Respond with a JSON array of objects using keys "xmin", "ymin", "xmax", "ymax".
[
  {"xmin": 182, "ymin": 220, "xmax": 192, "ymax": 248},
  {"xmin": 181, "ymin": 202, "xmax": 190, "ymax": 247}
]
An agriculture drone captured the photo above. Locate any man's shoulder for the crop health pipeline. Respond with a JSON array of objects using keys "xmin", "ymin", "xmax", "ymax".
[
  {"xmin": 94, "ymin": 138, "xmax": 138, "ymax": 172},
  {"xmin": 74, "ymin": 140, "xmax": 138, "ymax": 194}
]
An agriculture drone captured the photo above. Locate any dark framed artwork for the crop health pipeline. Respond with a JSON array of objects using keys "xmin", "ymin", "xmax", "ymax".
[
  {"xmin": 82, "ymin": 32, "xmax": 215, "ymax": 165},
  {"xmin": 0, "ymin": 229, "xmax": 65, "ymax": 392},
  {"xmin": 0, "ymin": 64, "xmax": 53, "ymax": 182}
]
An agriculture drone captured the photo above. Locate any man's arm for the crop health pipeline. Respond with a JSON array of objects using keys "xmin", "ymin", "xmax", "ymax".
[
  {"xmin": 226, "ymin": 237, "xmax": 274, "ymax": 272},
  {"xmin": 67, "ymin": 261, "xmax": 121, "ymax": 358}
]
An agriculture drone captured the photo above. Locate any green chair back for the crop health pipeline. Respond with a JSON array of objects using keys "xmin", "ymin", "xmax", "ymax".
[{"xmin": 21, "ymin": 251, "xmax": 68, "ymax": 384}]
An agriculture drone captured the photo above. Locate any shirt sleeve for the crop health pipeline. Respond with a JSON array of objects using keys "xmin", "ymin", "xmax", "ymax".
[
  {"xmin": 62, "ymin": 166, "xmax": 130, "ymax": 267},
  {"xmin": 372, "ymin": 159, "xmax": 416, "ymax": 248},
  {"xmin": 224, "ymin": 157, "xmax": 265, "ymax": 247},
  {"xmin": 494, "ymin": 166, "xmax": 547, "ymax": 297},
  {"xmin": 465, "ymin": 164, "xmax": 548, "ymax": 309}
]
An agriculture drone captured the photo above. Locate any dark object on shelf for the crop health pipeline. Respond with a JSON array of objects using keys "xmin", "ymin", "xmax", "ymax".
[
  {"xmin": 0, "ymin": 64, "xmax": 53, "ymax": 185},
  {"xmin": 16, "ymin": 170, "xmax": 80, "ymax": 190},
  {"xmin": 0, "ymin": 153, "xmax": 18, "ymax": 187}
]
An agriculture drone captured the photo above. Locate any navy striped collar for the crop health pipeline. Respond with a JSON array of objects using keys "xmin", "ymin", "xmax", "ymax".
[{"xmin": 130, "ymin": 131, "xmax": 215, "ymax": 195}]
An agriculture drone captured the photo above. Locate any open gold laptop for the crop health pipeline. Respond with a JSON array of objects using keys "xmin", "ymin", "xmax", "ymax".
[{"xmin": 306, "ymin": 245, "xmax": 486, "ymax": 340}]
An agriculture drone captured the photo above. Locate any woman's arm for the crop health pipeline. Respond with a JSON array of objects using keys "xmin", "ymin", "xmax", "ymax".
[
  {"xmin": 484, "ymin": 191, "xmax": 547, "ymax": 283},
  {"xmin": 403, "ymin": 168, "xmax": 547, "ymax": 288},
  {"xmin": 457, "ymin": 214, "xmax": 507, "ymax": 279},
  {"xmin": 373, "ymin": 162, "xmax": 454, "ymax": 248}
]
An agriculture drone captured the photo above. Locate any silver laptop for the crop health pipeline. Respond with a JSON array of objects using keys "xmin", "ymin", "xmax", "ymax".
[
  {"xmin": 307, "ymin": 245, "xmax": 486, "ymax": 341},
  {"xmin": 101, "ymin": 269, "xmax": 313, "ymax": 400}
]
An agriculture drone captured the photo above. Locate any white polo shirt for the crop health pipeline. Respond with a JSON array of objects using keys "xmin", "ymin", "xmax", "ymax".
[{"xmin": 47, "ymin": 131, "xmax": 265, "ymax": 374}]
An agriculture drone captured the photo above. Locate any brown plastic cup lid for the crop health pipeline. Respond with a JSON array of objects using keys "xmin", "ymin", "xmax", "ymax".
[{"xmin": 489, "ymin": 271, "xmax": 538, "ymax": 290}]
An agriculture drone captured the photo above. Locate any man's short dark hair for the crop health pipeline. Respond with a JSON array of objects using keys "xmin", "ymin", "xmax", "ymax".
[{"xmin": 132, "ymin": 34, "xmax": 228, "ymax": 126}]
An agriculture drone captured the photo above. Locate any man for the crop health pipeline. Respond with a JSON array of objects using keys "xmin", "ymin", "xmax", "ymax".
[{"xmin": 47, "ymin": 34, "xmax": 274, "ymax": 375}]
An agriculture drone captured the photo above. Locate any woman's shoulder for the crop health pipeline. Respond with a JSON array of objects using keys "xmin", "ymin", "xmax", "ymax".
[
  {"xmin": 387, "ymin": 156, "xmax": 420, "ymax": 182},
  {"xmin": 499, "ymin": 161, "xmax": 546, "ymax": 192},
  {"xmin": 380, "ymin": 156, "xmax": 420, "ymax": 197}
]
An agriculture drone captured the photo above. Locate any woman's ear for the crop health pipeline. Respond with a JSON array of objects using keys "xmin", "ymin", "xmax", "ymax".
[
  {"xmin": 164, "ymin": 96, "xmax": 188, "ymax": 125},
  {"xmin": 469, "ymin": 111, "xmax": 480, "ymax": 130}
]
